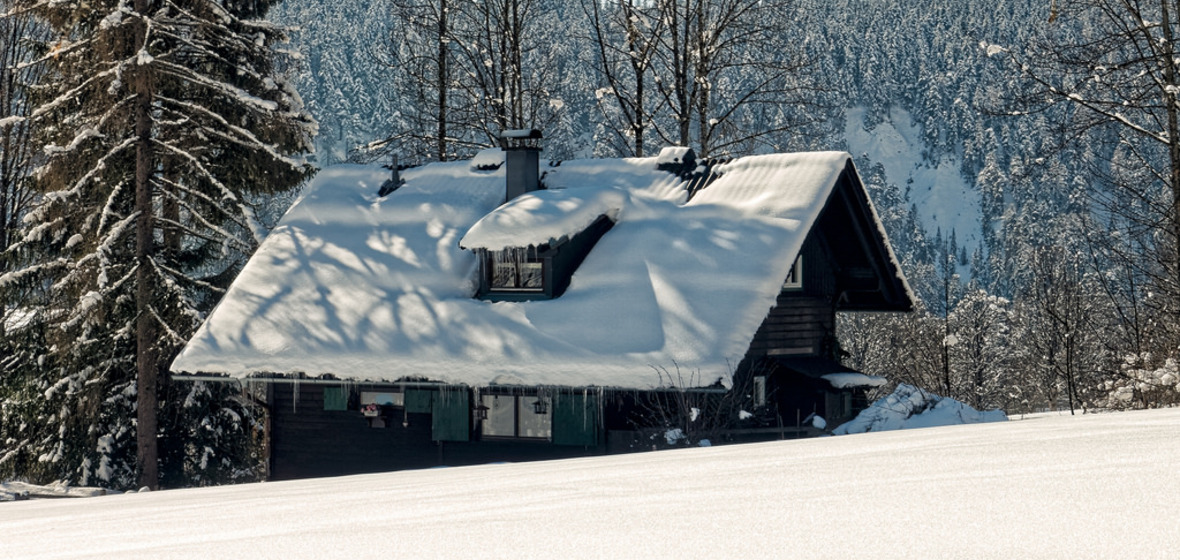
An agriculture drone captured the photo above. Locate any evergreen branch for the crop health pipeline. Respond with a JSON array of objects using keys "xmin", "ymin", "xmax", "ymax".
[
  {"xmin": 154, "ymin": 174, "xmax": 249, "ymax": 233},
  {"xmin": 147, "ymin": 304, "xmax": 186, "ymax": 345},
  {"xmin": 153, "ymin": 213, "xmax": 252, "ymax": 255},
  {"xmin": 94, "ymin": 211, "xmax": 138, "ymax": 290},
  {"xmin": 95, "ymin": 179, "xmax": 130, "ymax": 241},
  {"xmin": 44, "ymin": 136, "xmax": 136, "ymax": 202},
  {"xmin": 155, "ymin": 95, "xmax": 306, "ymax": 169},
  {"xmin": 152, "ymin": 140, "xmax": 267, "ymax": 243},
  {"xmin": 152, "ymin": 260, "xmax": 227, "ymax": 297},
  {"xmin": 29, "ymin": 63, "xmax": 119, "ymax": 121},
  {"xmin": 152, "ymin": 59, "xmax": 278, "ymax": 112}
]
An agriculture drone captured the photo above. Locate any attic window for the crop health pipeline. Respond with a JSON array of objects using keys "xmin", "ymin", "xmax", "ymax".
[
  {"xmin": 470, "ymin": 214, "xmax": 615, "ymax": 301},
  {"xmin": 490, "ymin": 248, "xmax": 544, "ymax": 292},
  {"xmin": 783, "ymin": 256, "xmax": 803, "ymax": 290}
]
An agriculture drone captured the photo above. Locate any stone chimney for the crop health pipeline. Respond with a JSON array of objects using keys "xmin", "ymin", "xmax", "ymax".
[{"xmin": 499, "ymin": 129, "xmax": 543, "ymax": 202}]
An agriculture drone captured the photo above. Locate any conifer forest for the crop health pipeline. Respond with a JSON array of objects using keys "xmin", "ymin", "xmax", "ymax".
[{"xmin": 2, "ymin": 0, "xmax": 1179, "ymax": 489}]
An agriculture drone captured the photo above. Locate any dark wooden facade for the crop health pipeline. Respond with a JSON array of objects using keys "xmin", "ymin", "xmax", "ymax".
[
  {"xmin": 737, "ymin": 161, "xmax": 911, "ymax": 429},
  {"xmin": 267, "ymin": 383, "xmax": 607, "ymax": 480}
]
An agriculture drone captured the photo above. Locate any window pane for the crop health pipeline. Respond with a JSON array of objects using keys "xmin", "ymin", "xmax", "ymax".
[
  {"xmin": 489, "ymin": 250, "xmax": 544, "ymax": 291},
  {"xmin": 491, "ymin": 256, "xmax": 518, "ymax": 288},
  {"xmin": 360, "ymin": 391, "xmax": 403, "ymax": 407},
  {"xmin": 518, "ymin": 397, "xmax": 552, "ymax": 439},
  {"xmin": 520, "ymin": 262, "xmax": 543, "ymax": 289},
  {"xmin": 481, "ymin": 394, "xmax": 516, "ymax": 437}
]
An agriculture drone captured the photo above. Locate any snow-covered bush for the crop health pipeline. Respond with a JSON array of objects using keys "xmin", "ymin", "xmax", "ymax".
[
  {"xmin": 832, "ymin": 383, "xmax": 1006, "ymax": 435},
  {"xmin": 1098, "ymin": 354, "xmax": 1180, "ymax": 410}
]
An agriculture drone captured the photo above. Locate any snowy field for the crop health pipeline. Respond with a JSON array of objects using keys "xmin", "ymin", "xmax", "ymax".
[{"xmin": 2, "ymin": 408, "xmax": 1177, "ymax": 559}]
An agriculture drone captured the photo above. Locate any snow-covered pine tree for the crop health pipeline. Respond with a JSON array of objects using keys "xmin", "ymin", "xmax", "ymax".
[
  {"xmin": 0, "ymin": 3, "xmax": 43, "ymax": 263},
  {"xmin": 0, "ymin": 0, "xmax": 314, "ymax": 489}
]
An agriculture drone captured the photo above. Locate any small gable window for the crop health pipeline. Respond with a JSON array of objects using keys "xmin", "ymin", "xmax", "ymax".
[{"xmin": 783, "ymin": 256, "xmax": 803, "ymax": 290}]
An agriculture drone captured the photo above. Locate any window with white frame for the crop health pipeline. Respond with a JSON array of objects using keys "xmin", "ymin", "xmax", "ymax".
[{"xmin": 782, "ymin": 255, "xmax": 803, "ymax": 290}]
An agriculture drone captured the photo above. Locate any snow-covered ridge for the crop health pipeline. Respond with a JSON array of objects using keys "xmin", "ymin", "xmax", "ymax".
[
  {"xmin": 822, "ymin": 372, "xmax": 888, "ymax": 389},
  {"xmin": 0, "ymin": 481, "xmax": 114, "ymax": 502}
]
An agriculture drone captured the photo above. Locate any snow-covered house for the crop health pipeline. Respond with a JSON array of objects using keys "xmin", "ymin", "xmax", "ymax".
[{"xmin": 171, "ymin": 136, "xmax": 913, "ymax": 479}]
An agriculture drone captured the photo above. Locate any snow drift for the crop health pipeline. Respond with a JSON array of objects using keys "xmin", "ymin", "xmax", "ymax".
[{"xmin": 833, "ymin": 383, "xmax": 1007, "ymax": 434}]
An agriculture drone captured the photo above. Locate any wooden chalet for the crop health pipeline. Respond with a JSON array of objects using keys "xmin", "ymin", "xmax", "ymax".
[{"xmin": 171, "ymin": 134, "xmax": 913, "ymax": 480}]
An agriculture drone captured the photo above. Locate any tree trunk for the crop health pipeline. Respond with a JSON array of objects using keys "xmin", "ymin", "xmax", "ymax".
[
  {"xmin": 436, "ymin": 0, "xmax": 448, "ymax": 161},
  {"xmin": 133, "ymin": 0, "xmax": 159, "ymax": 490},
  {"xmin": 1161, "ymin": 0, "xmax": 1180, "ymax": 315},
  {"xmin": 626, "ymin": 2, "xmax": 646, "ymax": 156}
]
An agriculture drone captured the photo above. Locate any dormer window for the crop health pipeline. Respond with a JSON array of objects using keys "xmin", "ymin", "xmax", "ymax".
[
  {"xmin": 468, "ymin": 214, "xmax": 614, "ymax": 301},
  {"xmin": 489, "ymin": 248, "xmax": 545, "ymax": 292},
  {"xmin": 460, "ymin": 186, "xmax": 625, "ymax": 302}
]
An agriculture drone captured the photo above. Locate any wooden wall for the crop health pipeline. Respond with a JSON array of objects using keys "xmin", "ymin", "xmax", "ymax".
[
  {"xmin": 745, "ymin": 231, "xmax": 838, "ymax": 359},
  {"xmin": 267, "ymin": 383, "xmax": 605, "ymax": 480},
  {"xmin": 745, "ymin": 295, "xmax": 835, "ymax": 358}
]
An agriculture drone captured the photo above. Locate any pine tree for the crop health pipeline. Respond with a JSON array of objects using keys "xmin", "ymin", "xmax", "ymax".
[
  {"xmin": 0, "ymin": 0, "xmax": 314, "ymax": 489},
  {"xmin": 0, "ymin": 3, "xmax": 43, "ymax": 263}
]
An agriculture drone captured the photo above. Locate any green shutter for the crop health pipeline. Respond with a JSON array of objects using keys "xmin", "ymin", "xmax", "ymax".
[
  {"xmin": 404, "ymin": 388, "xmax": 434, "ymax": 413},
  {"xmin": 553, "ymin": 392, "xmax": 600, "ymax": 446},
  {"xmin": 431, "ymin": 389, "xmax": 470, "ymax": 442},
  {"xmin": 323, "ymin": 387, "xmax": 348, "ymax": 411}
]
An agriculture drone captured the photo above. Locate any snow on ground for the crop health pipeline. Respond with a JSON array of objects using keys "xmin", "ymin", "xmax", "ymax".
[
  {"xmin": 833, "ymin": 383, "xmax": 1007, "ymax": 434},
  {"xmin": 3, "ymin": 408, "xmax": 1177, "ymax": 559},
  {"xmin": 0, "ymin": 481, "xmax": 111, "ymax": 502}
]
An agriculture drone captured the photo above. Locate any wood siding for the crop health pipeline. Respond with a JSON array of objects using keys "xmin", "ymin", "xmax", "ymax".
[
  {"xmin": 745, "ymin": 295, "xmax": 835, "ymax": 358},
  {"xmin": 745, "ymin": 229, "xmax": 838, "ymax": 359},
  {"xmin": 267, "ymin": 383, "xmax": 604, "ymax": 480}
]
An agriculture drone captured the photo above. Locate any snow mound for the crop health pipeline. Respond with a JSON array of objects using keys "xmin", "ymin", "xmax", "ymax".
[
  {"xmin": 0, "ymin": 481, "xmax": 114, "ymax": 501},
  {"xmin": 469, "ymin": 147, "xmax": 504, "ymax": 170},
  {"xmin": 833, "ymin": 384, "xmax": 1006, "ymax": 435}
]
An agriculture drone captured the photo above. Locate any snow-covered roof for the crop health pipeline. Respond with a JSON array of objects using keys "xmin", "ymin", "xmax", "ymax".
[
  {"xmin": 822, "ymin": 372, "xmax": 889, "ymax": 389},
  {"xmin": 171, "ymin": 151, "xmax": 892, "ymax": 389}
]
